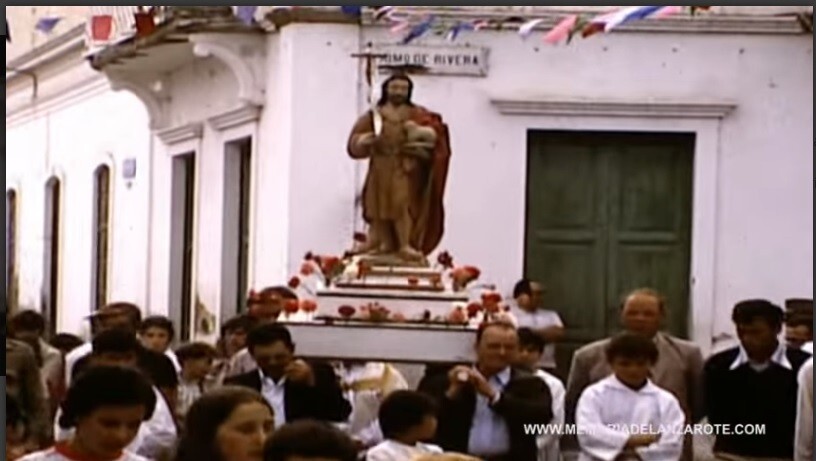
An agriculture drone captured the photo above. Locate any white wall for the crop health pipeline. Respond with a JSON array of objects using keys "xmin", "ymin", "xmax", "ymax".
[
  {"xmin": 6, "ymin": 80, "xmax": 151, "ymax": 335},
  {"xmin": 279, "ymin": 26, "xmax": 812, "ymax": 350}
]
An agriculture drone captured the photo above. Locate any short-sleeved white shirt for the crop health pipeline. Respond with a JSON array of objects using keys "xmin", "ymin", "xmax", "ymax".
[
  {"xmin": 510, "ymin": 305, "xmax": 563, "ymax": 369},
  {"xmin": 19, "ymin": 444, "xmax": 150, "ymax": 461}
]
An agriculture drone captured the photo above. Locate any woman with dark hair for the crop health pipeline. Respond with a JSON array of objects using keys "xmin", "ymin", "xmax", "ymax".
[
  {"xmin": 18, "ymin": 365, "xmax": 156, "ymax": 461},
  {"xmin": 174, "ymin": 386, "xmax": 275, "ymax": 461}
]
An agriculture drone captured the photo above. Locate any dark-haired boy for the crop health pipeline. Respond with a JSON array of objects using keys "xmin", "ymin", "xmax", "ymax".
[
  {"xmin": 704, "ymin": 299, "xmax": 810, "ymax": 460},
  {"xmin": 515, "ymin": 328, "xmax": 565, "ymax": 461},
  {"xmin": 175, "ymin": 342, "xmax": 217, "ymax": 421},
  {"xmin": 366, "ymin": 390, "xmax": 443, "ymax": 460},
  {"xmin": 576, "ymin": 332, "xmax": 684, "ymax": 461}
]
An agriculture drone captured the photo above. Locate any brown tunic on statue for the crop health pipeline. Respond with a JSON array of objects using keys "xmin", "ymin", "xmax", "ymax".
[{"xmin": 346, "ymin": 104, "xmax": 452, "ymax": 255}]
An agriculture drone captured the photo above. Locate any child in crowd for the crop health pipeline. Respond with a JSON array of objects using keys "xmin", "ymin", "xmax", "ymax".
[
  {"xmin": 19, "ymin": 365, "xmax": 157, "ymax": 461},
  {"xmin": 264, "ymin": 420, "xmax": 359, "ymax": 461},
  {"xmin": 516, "ymin": 327, "xmax": 565, "ymax": 461},
  {"xmin": 576, "ymin": 332, "xmax": 684, "ymax": 461},
  {"xmin": 366, "ymin": 390, "xmax": 443, "ymax": 461},
  {"xmin": 7, "ymin": 395, "xmax": 28, "ymax": 460},
  {"xmin": 175, "ymin": 341, "xmax": 218, "ymax": 422},
  {"xmin": 138, "ymin": 316, "xmax": 180, "ymax": 372}
]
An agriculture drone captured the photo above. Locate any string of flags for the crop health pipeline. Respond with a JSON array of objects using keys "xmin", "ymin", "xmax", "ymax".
[
  {"xmin": 356, "ymin": 6, "xmax": 714, "ymax": 45},
  {"xmin": 8, "ymin": 6, "xmax": 813, "ymax": 49}
]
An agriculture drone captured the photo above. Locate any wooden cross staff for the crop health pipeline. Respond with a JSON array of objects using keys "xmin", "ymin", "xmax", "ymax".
[{"xmin": 351, "ymin": 45, "xmax": 388, "ymax": 105}]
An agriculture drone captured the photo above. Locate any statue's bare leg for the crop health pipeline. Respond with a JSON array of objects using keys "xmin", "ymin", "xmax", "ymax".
[
  {"xmin": 351, "ymin": 221, "xmax": 385, "ymax": 255},
  {"xmin": 394, "ymin": 213, "xmax": 424, "ymax": 261}
]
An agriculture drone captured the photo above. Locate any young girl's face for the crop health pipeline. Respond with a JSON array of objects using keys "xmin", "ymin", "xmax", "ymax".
[
  {"xmin": 216, "ymin": 401, "xmax": 275, "ymax": 461},
  {"xmin": 75, "ymin": 405, "xmax": 146, "ymax": 458}
]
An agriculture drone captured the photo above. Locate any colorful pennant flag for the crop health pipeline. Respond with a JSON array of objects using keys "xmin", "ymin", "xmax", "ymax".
[
  {"xmin": 599, "ymin": 6, "xmax": 663, "ymax": 33},
  {"xmin": 518, "ymin": 18, "xmax": 545, "ymax": 39},
  {"xmin": 654, "ymin": 6, "xmax": 683, "ymax": 19},
  {"xmin": 90, "ymin": 14, "xmax": 113, "ymax": 42},
  {"xmin": 134, "ymin": 7, "xmax": 156, "ymax": 38},
  {"xmin": 402, "ymin": 16, "xmax": 434, "ymax": 44},
  {"xmin": 373, "ymin": 6, "xmax": 395, "ymax": 21},
  {"xmin": 235, "ymin": 6, "xmax": 258, "ymax": 25},
  {"xmin": 341, "ymin": 6, "xmax": 363, "ymax": 17},
  {"xmin": 35, "ymin": 17, "xmax": 61, "ymax": 34},
  {"xmin": 544, "ymin": 15, "xmax": 578, "ymax": 44},
  {"xmin": 445, "ymin": 21, "xmax": 473, "ymax": 41}
]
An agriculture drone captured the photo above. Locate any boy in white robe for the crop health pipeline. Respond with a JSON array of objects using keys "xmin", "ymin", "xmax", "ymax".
[
  {"xmin": 794, "ymin": 357, "xmax": 813, "ymax": 461},
  {"xmin": 335, "ymin": 361, "xmax": 408, "ymax": 447},
  {"xmin": 516, "ymin": 327, "xmax": 565, "ymax": 461},
  {"xmin": 366, "ymin": 390, "xmax": 443, "ymax": 461},
  {"xmin": 576, "ymin": 332, "xmax": 684, "ymax": 461}
]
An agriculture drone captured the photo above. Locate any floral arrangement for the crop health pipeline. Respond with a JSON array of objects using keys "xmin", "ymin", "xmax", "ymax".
[{"xmin": 435, "ymin": 250, "xmax": 482, "ymax": 292}]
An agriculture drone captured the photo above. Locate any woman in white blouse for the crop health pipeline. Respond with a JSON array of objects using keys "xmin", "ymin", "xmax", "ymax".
[{"xmin": 19, "ymin": 365, "xmax": 156, "ymax": 461}]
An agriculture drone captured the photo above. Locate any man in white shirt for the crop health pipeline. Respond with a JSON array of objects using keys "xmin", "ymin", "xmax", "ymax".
[
  {"xmin": 509, "ymin": 279, "xmax": 564, "ymax": 375},
  {"xmin": 794, "ymin": 357, "xmax": 813, "ymax": 461}
]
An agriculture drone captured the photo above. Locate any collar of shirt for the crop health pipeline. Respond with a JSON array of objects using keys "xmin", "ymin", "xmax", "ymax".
[
  {"xmin": 606, "ymin": 375, "xmax": 660, "ymax": 394},
  {"xmin": 729, "ymin": 341, "xmax": 791, "ymax": 371},
  {"xmin": 258, "ymin": 370, "xmax": 287, "ymax": 388},
  {"xmin": 473, "ymin": 366, "xmax": 512, "ymax": 388}
]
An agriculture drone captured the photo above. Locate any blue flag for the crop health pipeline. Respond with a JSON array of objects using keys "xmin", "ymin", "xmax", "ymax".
[{"xmin": 35, "ymin": 17, "xmax": 61, "ymax": 34}]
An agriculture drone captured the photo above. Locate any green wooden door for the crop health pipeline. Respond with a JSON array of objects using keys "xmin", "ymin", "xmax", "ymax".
[{"xmin": 525, "ymin": 131, "xmax": 694, "ymax": 378}]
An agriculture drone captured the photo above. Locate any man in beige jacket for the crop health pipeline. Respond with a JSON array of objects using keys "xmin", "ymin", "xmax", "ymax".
[{"xmin": 565, "ymin": 288, "xmax": 705, "ymax": 461}]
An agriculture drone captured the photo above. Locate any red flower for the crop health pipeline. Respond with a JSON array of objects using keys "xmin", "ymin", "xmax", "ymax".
[
  {"xmin": 481, "ymin": 292, "xmax": 502, "ymax": 304},
  {"xmin": 437, "ymin": 251, "xmax": 454, "ymax": 269},
  {"xmin": 283, "ymin": 299, "xmax": 300, "ymax": 314},
  {"xmin": 466, "ymin": 302, "xmax": 482, "ymax": 318},
  {"xmin": 288, "ymin": 276, "xmax": 301, "ymax": 289},
  {"xmin": 391, "ymin": 312, "xmax": 406, "ymax": 322},
  {"xmin": 407, "ymin": 277, "xmax": 419, "ymax": 286},
  {"xmin": 463, "ymin": 266, "xmax": 481, "ymax": 279},
  {"xmin": 338, "ymin": 305, "xmax": 356, "ymax": 318},
  {"xmin": 300, "ymin": 299, "xmax": 318, "ymax": 312},
  {"xmin": 430, "ymin": 274, "xmax": 442, "ymax": 286},
  {"xmin": 447, "ymin": 308, "xmax": 467, "ymax": 324}
]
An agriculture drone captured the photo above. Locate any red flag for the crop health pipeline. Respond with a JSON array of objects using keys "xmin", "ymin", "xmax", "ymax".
[
  {"xmin": 134, "ymin": 10, "xmax": 155, "ymax": 38},
  {"xmin": 91, "ymin": 15, "xmax": 113, "ymax": 41}
]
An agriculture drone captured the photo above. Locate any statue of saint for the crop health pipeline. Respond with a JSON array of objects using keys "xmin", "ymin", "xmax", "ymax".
[{"xmin": 347, "ymin": 74, "xmax": 452, "ymax": 263}]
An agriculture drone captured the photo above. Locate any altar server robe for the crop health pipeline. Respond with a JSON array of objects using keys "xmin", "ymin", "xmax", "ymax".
[{"xmin": 576, "ymin": 376, "xmax": 684, "ymax": 461}]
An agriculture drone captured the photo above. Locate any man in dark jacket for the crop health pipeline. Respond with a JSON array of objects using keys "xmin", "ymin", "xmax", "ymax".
[
  {"xmin": 225, "ymin": 323, "xmax": 351, "ymax": 426},
  {"xmin": 418, "ymin": 322, "xmax": 554, "ymax": 461}
]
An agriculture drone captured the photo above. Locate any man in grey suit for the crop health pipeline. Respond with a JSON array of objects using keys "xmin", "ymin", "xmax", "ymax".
[{"xmin": 564, "ymin": 288, "xmax": 705, "ymax": 461}]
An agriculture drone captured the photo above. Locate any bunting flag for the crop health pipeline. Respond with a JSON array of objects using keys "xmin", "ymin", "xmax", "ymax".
[
  {"xmin": 235, "ymin": 6, "xmax": 258, "ymax": 25},
  {"xmin": 544, "ymin": 15, "xmax": 578, "ymax": 44},
  {"xmin": 518, "ymin": 18, "xmax": 545, "ymax": 39},
  {"xmin": 35, "ymin": 17, "xmax": 61, "ymax": 34},
  {"xmin": 341, "ymin": 6, "xmax": 363, "ymax": 17},
  {"xmin": 445, "ymin": 21, "xmax": 473, "ymax": 41},
  {"xmin": 90, "ymin": 14, "xmax": 113, "ymax": 42},
  {"xmin": 601, "ymin": 6, "xmax": 664, "ymax": 32},
  {"xmin": 134, "ymin": 7, "xmax": 156, "ymax": 38},
  {"xmin": 402, "ymin": 16, "xmax": 434, "ymax": 44},
  {"xmin": 373, "ymin": 6, "xmax": 395, "ymax": 20},
  {"xmin": 654, "ymin": 6, "xmax": 683, "ymax": 19}
]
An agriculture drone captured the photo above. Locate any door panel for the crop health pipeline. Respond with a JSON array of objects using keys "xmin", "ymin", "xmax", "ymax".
[{"xmin": 525, "ymin": 131, "xmax": 694, "ymax": 377}]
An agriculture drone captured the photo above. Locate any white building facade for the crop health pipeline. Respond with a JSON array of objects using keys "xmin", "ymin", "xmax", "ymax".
[{"xmin": 6, "ymin": 6, "xmax": 812, "ymax": 362}]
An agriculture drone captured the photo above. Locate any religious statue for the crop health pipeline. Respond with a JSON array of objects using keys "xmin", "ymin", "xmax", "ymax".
[{"xmin": 346, "ymin": 74, "xmax": 452, "ymax": 264}]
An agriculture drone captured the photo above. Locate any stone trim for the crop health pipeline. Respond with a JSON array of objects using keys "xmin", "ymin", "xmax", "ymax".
[{"xmin": 491, "ymin": 98, "xmax": 737, "ymax": 119}]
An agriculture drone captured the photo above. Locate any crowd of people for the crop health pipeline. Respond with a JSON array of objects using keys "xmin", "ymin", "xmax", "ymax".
[{"xmin": 4, "ymin": 281, "xmax": 814, "ymax": 461}]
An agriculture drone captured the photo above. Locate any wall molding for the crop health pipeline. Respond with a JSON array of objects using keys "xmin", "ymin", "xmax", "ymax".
[
  {"xmin": 208, "ymin": 105, "xmax": 262, "ymax": 131},
  {"xmin": 190, "ymin": 33, "xmax": 266, "ymax": 107},
  {"xmin": 491, "ymin": 98, "xmax": 737, "ymax": 119},
  {"xmin": 156, "ymin": 122, "xmax": 204, "ymax": 145},
  {"xmin": 105, "ymin": 71, "xmax": 171, "ymax": 130}
]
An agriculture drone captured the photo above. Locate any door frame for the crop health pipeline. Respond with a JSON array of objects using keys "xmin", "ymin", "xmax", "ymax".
[{"xmin": 492, "ymin": 98, "xmax": 735, "ymax": 356}]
